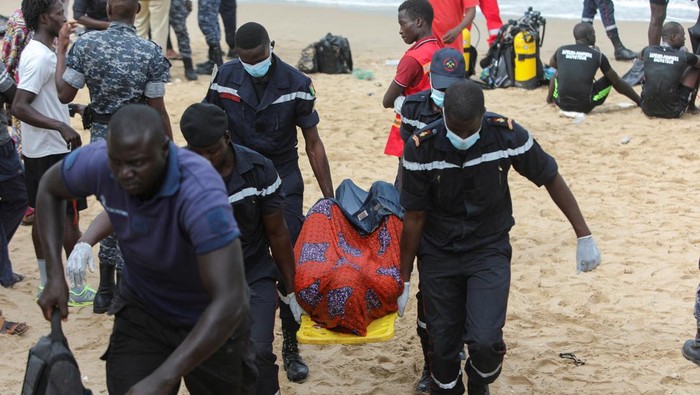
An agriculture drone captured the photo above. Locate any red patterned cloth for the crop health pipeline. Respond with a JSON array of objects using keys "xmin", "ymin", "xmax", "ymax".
[{"xmin": 294, "ymin": 199, "xmax": 403, "ymax": 336}]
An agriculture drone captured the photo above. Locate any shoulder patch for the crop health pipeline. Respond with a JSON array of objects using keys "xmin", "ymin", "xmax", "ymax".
[
  {"xmin": 412, "ymin": 128, "xmax": 437, "ymax": 147},
  {"xmin": 309, "ymin": 83, "xmax": 316, "ymax": 96},
  {"xmin": 486, "ymin": 116, "xmax": 514, "ymax": 131}
]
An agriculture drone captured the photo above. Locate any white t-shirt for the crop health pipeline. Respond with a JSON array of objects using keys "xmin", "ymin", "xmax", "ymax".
[{"xmin": 17, "ymin": 40, "xmax": 71, "ymax": 158}]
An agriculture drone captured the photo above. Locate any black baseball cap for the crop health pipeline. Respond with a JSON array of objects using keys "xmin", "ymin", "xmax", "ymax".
[
  {"xmin": 180, "ymin": 103, "xmax": 229, "ymax": 147},
  {"xmin": 430, "ymin": 48, "xmax": 467, "ymax": 90}
]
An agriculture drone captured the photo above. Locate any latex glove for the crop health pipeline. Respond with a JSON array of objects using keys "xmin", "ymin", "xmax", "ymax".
[
  {"xmin": 397, "ymin": 282, "xmax": 411, "ymax": 317},
  {"xmin": 281, "ymin": 292, "xmax": 306, "ymax": 324},
  {"xmin": 65, "ymin": 242, "xmax": 94, "ymax": 288},
  {"xmin": 393, "ymin": 95, "xmax": 406, "ymax": 115},
  {"xmin": 576, "ymin": 235, "xmax": 601, "ymax": 273}
]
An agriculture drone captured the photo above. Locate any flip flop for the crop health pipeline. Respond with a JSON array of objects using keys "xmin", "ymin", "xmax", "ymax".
[{"xmin": 0, "ymin": 315, "xmax": 29, "ymax": 336}]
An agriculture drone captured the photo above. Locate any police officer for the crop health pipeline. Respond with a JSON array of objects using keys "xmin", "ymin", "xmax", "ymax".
[
  {"xmin": 398, "ymin": 46, "xmax": 466, "ymax": 394},
  {"xmin": 640, "ymin": 22, "xmax": 700, "ymax": 118},
  {"xmin": 169, "ymin": 0, "xmax": 197, "ymax": 80},
  {"xmin": 398, "ymin": 80, "xmax": 602, "ymax": 395},
  {"xmin": 204, "ymin": 21, "xmax": 334, "ymax": 383},
  {"xmin": 546, "ymin": 23, "xmax": 640, "ymax": 113},
  {"xmin": 55, "ymin": 0, "xmax": 172, "ymax": 314},
  {"xmin": 195, "ymin": 0, "xmax": 224, "ymax": 75},
  {"xmin": 180, "ymin": 103, "xmax": 303, "ymax": 395}
]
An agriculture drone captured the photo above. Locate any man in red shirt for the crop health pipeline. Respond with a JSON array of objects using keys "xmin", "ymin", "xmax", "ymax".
[
  {"xmin": 383, "ymin": 0, "xmax": 441, "ymax": 159},
  {"xmin": 429, "ymin": 0, "xmax": 478, "ymax": 51}
]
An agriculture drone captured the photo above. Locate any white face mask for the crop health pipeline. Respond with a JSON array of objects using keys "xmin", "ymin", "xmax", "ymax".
[
  {"xmin": 240, "ymin": 44, "xmax": 273, "ymax": 78},
  {"xmin": 443, "ymin": 109, "xmax": 480, "ymax": 150}
]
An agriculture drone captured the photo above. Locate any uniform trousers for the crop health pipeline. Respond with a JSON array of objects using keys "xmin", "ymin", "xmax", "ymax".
[
  {"xmin": 581, "ymin": 0, "xmax": 620, "ymax": 38},
  {"xmin": 250, "ymin": 277, "xmax": 280, "ymax": 395},
  {"xmin": 0, "ymin": 140, "xmax": 27, "ymax": 287},
  {"xmin": 419, "ymin": 235, "xmax": 511, "ymax": 394},
  {"xmin": 136, "ymin": 0, "xmax": 172, "ymax": 52}
]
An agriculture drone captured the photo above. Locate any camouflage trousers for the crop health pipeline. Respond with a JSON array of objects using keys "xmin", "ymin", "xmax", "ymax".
[
  {"xmin": 170, "ymin": 0, "xmax": 193, "ymax": 58},
  {"xmin": 198, "ymin": 0, "xmax": 221, "ymax": 45}
]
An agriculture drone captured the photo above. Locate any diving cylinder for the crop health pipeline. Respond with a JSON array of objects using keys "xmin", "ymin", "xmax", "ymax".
[
  {"xmin": 513, "ymin": 31, "xmax": 538, "ymax": 89},
  {"xmin": 462, "ymin": 28, "xmax": 471, "ymax": 75}
]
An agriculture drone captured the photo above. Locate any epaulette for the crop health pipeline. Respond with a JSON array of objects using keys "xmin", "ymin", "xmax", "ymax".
[
  {"xmin": 486, "ymin": 116, "xmax": 514, "ymax": 130},
  {"xmin": 411, "ymin": 128, "xmax": 437, "ymax": 147}
]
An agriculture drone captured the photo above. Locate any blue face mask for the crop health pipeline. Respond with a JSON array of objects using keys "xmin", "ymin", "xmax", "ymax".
[
  {"xmin": 431, "ymin": 89, "xmax": 445, "ymax": 108},
  {"xmin": 443, "ymin": 110, "xmax": 480, "ymax": 150},
  {"xmin": 241, "ymin": 45, "xmax": 273, "ymax": 78}
]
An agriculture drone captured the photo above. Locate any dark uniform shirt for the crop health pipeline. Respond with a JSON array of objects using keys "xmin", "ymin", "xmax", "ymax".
[
  {"xmin": 72, "ymin": 0, "xmax": 108, "ymax": 31},
  {"xmin": 553, "ymin": 44, "xmax": 610, "ymax": 113},
  {"xmin": 204, "ymin": 55, "xmax": 319, "ymax": 172},
  {"xmin": 63, "ymin": 22, "xmax": 170, "ymax": 141},
  {"xmin": 399, "ymin": 89, "xmax": 441, "ymax": 143},
  {"xmin": 641, "ymin": 45, "xmax": 698, "ymax": 118},
  {"xmin": 225, "ymin": 143, "xmax": 285, "ymax": 283},
  {"xmin": 401, "ymin": 113, "xmax": 559, "ymax": 252}
]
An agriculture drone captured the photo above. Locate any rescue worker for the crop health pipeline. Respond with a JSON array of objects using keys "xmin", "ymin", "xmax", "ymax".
[
  {"xmin": 204, "ymin": 21, "xmax": 334, "ymax": 384},
  {"xmin": 546, "ymin": 22, "xmax": 640, "ymax": 113},
  {"xmin": 640, "ymin": 21, "xmax": 700, "ymax": 118},
  {"xmin": 398, "ymin": 80, "xmax": 602, "ymax": 395},
  {"xmin": 580, "ymin": 0, "xmax": 637, "ymax": 60}
]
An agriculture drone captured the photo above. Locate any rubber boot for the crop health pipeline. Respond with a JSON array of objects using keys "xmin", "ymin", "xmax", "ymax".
[
  {"xmin": 282, "ymin": 326, "xmax": 309, "ymax": 382},
  {"xmin": 93, "ymin": 262, "xmax": 115, "ymax": 314},
  {"xmin": 183, "ymin": 57, "xmax": 198, "ymax": 81}
]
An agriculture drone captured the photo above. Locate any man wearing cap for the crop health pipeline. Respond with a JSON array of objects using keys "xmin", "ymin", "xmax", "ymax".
[
  {"xmin": 180, "ymin": 102, "xmax": 303, "ymax": 395},
  {"xmin": 397, "ymin": 47, "xmax": 466, "ymax": 394},
  {"xmin": 36, "ymin": 104, "xmax": 256, "ymax": 393},
  {"xmin": 546, "ymin": 22, "xmax": 640, "ymax": 113}
]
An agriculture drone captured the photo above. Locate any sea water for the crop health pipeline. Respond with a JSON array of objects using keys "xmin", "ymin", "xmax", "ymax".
[{"xmin": 240, "ymin": 0, "xmax": 697, "ymax": 23}]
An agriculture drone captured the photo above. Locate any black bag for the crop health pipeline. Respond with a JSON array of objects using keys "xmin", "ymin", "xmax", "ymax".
[
  {"xmin": 315, "ymin": 33, "xmax": 353, "ymax": 74},
  {"xmin": 297, "ymin": 43, "xmax": 318, "ymax": 73},
  {"xmin": 21, "ymin": 311, "xmax": 92, "ymax": 395}
]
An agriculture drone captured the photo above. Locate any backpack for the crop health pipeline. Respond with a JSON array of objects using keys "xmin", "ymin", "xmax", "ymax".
[
  {"xmin": 21, "ymin": 311, "xmax": 92, "ymax": 395},
  {"xmin": 297, "ymin": 33, "xmax": 353, "ymax": 74},
  {"xmin": 297, "ymin": 43, "xmax": 318, "ymax": 73},
  {"xmin": 480, "ymin": 7, "xmax": 546, "ymax": 89}
]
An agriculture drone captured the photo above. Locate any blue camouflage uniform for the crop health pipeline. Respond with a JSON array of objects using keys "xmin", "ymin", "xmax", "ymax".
[
  {"xmin": 62, "ymin": 21, "xmax": 170, "ymax": 271},
  {"xmin": 63, "ymin": 21, "xmax": 170, "ymax": 142},
  {"xmin": 169, "ymin": 0, "xmax": 192, "ymax": 59},
  {"xmin": 198, "ymin": 0, "xmax": 221, "ymax": 45}
]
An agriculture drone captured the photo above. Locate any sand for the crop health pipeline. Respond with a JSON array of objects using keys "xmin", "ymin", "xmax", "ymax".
[{"xmin": 1, "ymin": 1, "xmax": 699, "ymax": 394}]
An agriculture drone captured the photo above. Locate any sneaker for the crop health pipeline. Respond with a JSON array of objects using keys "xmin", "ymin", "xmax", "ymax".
[
  {"xmin": 614, "ymin": 47, "xmax": 638, "ymax": 61},
  {"xmin": 682, "ymin": 339, "xmax": 700, "ymax": 366},
  {"xmin": 68, "ymin": 286, "xmax": 96, "ymax": 307}
]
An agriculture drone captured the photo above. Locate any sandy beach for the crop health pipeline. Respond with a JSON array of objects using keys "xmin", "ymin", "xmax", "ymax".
[{"xmin": 1, "ymin": 1, "xmax": 699, "ymax": 394}]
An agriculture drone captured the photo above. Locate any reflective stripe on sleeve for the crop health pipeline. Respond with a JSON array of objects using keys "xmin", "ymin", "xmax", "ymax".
[
  {"xmin": 462, "ymin": 132, "xmax": 534, "ymax": 168},
  {"xmin": 431, "ymin": 370, "xmax": 462, "ymax": 389},
  {"xmin": 228, "ymin": 176, "xmax": 282, "ymax": 204}
]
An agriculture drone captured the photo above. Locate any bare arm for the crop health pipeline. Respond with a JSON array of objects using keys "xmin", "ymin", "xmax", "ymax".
[
  {"xmin": 129, "ymin": 239, "xmax": 250, "ymax": 393},
  {"xmin": 56, "ymin": 22, "xmax": 79, "ymax": 104},
  {"xmin": 146, "ymin": 97, "xmax": 174, "ymax": 140},
  {"xmin": 544, "ymin": 173, "xmax": 591, "ymax": 238},
  {"xmin": 382, "ymin": 81, "xmax": 405, "ymax": 109},
  {"xmin": 604, "ymin": 68, "xmax": 641, "ymax": 105},
  {"xmin": 399, "ymin": 210, "xmax": 426, "ymax": 282},
  {"xmin": 301, "ymin": 126, "xmax": 334, "ymax": 198},
  {"xmin": 35, "ymin": 163, "xmax": 74, "ymax": 320},
  {"xmin": 13, "ymin": 89, "xmax": 82, "ymax": 148},
  {"xmin": 442, "ymin": 7, "xmax": 476, "ymax": 44},
  {"xmin": 78, "ymin": 210, "xmax": 113, "ymax": 246},
  {"xmin": 263, "ymin": 208, "xmax": 296, "ymax": 292}
]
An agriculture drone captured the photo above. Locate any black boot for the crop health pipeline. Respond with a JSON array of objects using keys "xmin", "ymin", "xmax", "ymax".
[
  {"xmin": 611, "ymin": 35, "xmax": 637, "ymax": 61},
  {"xmin": 416, "ymin": 363, "xmax": 431, "ymax": 393},
  {"xmin": 182, "ymin": 57, "xmax": 198, "ymax": 81},
  {"xmin": 196, "ymin": 44, "xmax": 224, "ymax": 75},
  {"xmin": 282, "ymin": 326, "xmax": 309, "ymax": 383},
  {"xmin": 93, "ymin": 262, "xmax": 115, "ymax": 314},
  {"xmin": 467, "ymin": 381, "xmax": 490, "ymax": 395}
]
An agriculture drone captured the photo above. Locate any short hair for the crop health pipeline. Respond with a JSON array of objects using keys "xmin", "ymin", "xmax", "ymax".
[
  {"xmin": 22, "ymin": 0, "xmax": 58, "ymax": 31},
  {"xmin": 398, "ymin": 0, "xmax": 434, "ymax": 26},
  {"xmin": 108, "ymin": 104, "xmax": 165, "ymax": 143},
  {"xmin": 108, "ymin": 0, "xmax": 139, "ymax": 21},
  {"xmin": 573, "ymin": 22, "xmax": 593, "ymax": 41},
  {"xmin": 444, "ymin": 80, "xmax": 485, "ymax": 121},
  {"xmin": 235, "ymin": 22, "xmax": 270, "ymax": 50},
  {"xmin": 661, "ymin": 21, "xmax": 683, "ymax": 39}
]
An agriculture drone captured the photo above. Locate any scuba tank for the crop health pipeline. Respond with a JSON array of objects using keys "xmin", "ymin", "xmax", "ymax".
[
  {"xmin": 462, "ymin": 27, "xmax": 471, "ymax": 75},
  {"xmin": 513, "ymin": 31, "xmax": 538, "ymax": 89}
]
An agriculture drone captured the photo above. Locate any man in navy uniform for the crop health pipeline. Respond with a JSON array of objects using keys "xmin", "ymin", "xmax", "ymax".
[
  {"xmin": 398, "ymin": 80, "xmax": 601, "ymax": 395},
  {"xmin": 204, "ymin": 21, "xmax": 334, "ymax": 383}
]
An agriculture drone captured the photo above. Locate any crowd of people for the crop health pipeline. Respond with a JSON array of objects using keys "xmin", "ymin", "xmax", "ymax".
[{"xmin": 0, "ymin": 0, "xmax": 698, "ymax": 394}]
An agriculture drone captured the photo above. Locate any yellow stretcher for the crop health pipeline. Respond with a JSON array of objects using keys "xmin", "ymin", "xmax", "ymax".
[{"xmin": 297, "ymin": 312, "xmax": 398, "ymax": 345}]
